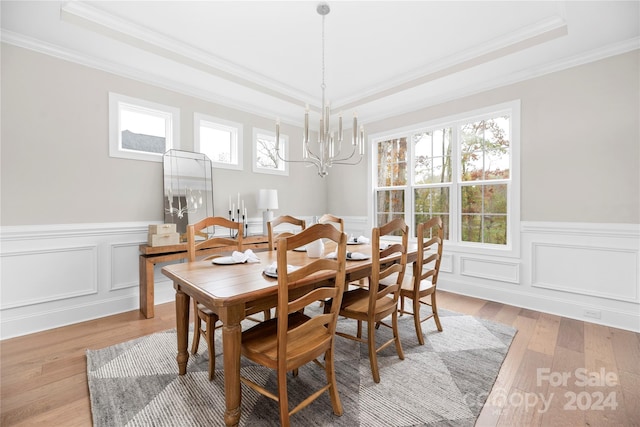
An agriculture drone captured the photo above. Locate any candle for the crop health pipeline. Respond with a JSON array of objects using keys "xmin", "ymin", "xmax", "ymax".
[
  {"xmin": 229, "ymin": 195, "xmax": 231, "ymax": 210},
  {"xmin": 338, "ymin": 113, "xmax": 343, "ymax": 141},
  {"xmin": 232, "ymin": 203, "xmax": 235, "ymax": 220},
  {"xmin": 237, "ymin": 193, "xmax": 240, "ymax": 211},
  {"xmin": 304, "ymin": 108, "xmax": 309, "ymax": 143},
  {"xmin": 325, "ymin": 103, "xmax": 330, "ymax": 134},
  {"xmin": 353, "ymin": 113, "xmax": 358, "ymax": 145},
  {"xmin": 242, "ymin": 200, "xmax": 245, "ymax": 215}
]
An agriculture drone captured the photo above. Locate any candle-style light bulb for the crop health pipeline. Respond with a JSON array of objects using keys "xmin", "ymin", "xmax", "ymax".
[{"xmin": 352, "ymin": 113, "xmax": 358, "ymax": 146}]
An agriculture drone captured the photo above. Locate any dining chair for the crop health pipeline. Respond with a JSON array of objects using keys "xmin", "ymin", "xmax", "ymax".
[
  {"xmin": 399, "ymin": 217, "xmax": 444, "ymax": 345},
  {"xmin": 326, "ymin": 217, "xmax": 408, "ymax": 383},
  {"xmin": 318, "ymin": 213, "xmax": 363, "ymax": 291},
  {"xmin": 187, "ymin": 216, "xmax": 243, "ymax": 380},
  {"xmin": 240, "ymin": 223, "xmax": 348, "ymax": 426},
  {"xmin": 267, "ymin": 215, "xmax": 306, "ymax": 251},
  {"xmin": 318, "ymin": 213, "xmax": 344, "ymax": 233}
]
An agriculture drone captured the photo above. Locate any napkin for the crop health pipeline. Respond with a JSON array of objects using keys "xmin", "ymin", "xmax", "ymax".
[
  {"xmin": 264, "ymin": 262, "xmax": 299, "ymax": 276},
  {"xmin": 348, "ymin": 235, "xmax": 370, "ymax": 244},
  {"xmin": 325, "ymin": 251, "xmax": 368, "ymax": 260},
  {"xmin": 231, "ymin": 249, "xmax": 260, "ymax": 263}
]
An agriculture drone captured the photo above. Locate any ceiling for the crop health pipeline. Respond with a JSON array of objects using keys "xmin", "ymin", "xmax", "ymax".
[{"xmin": 2, "ymin": 1, "xmax": 639, "ymax": 126}]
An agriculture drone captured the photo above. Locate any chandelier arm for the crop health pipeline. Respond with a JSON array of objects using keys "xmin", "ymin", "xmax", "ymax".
[
  {"xmin": 330, "ymin": 157, "xmax": 364, "ymax": 166},
  {"xmin": 304, "ymin": 144, "xmax": 322, "ymax": 163},
  {"xmin": 275, "ymin": 145, "xmax": 322, "ymax": 167},
  {"xmin": 327, "ymin": 147, "xmax": 363, "ymax": 165}
]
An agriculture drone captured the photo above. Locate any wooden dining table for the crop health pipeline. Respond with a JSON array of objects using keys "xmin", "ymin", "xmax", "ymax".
[{"xmin": 161, "ymin": 241, "xmax": 416, "ymax": 426}]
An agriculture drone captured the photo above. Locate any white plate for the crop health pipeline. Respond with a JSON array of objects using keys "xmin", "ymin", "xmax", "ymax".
[
  {"xmin": 293, "ymin": 247, "xmax": 306, "ymax": 252},
  {"xmin": 212, "ymin": 257, "xmax": 242, "ymax": 265},
  {"xmin": 263, "ymin": 265, "xmax": 299, "ymax": 278},
  {"xmin": 347, "ymin": 241, "xmax": 365, "ymax": 245}
]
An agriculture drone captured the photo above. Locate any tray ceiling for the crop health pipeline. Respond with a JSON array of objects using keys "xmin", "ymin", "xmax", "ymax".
[{"xmin": 2, "ymin": 1, "xmax": 638, "ymax": 125}]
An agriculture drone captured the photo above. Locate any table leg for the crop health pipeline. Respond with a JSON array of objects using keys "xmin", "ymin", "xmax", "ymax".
[
  {"xmin": 221, "ymin": 305, "xmax": 243, "ymax": 427},
  {"xmin": 139, "ymin": 255, "xmax": 155, "ymax": 318},
  {"xmin": 175, "ymin": 288, "xmax": 190, "ymax": 375}
]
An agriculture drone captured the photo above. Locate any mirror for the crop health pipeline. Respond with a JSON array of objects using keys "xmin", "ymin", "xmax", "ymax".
[{"xmin": 163, "ymin": 149, "xmax": 214, "ymax": 240}]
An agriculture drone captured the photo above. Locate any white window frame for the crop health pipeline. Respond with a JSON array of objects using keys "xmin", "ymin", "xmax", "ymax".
[
  {"xmin": 194, "ymin": 113, "xmax": 243, "ymax": 170},
  {"xmin": 252, "ymin": 127, "xmax": 289, "ymax": 176},
  {"xmin": 368, "ymin": 100, "xmax": 520, "ymax": 258},
  {"xmin": 109, "ymin": 92, "xmax": 180, "ymax": 162}
]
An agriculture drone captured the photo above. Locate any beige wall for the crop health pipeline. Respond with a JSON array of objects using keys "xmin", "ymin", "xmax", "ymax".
[
  {"xmin": 1, "ymin": 43, "xmax": 328, "ymax": 226},
  {"xmin": 339, "ymin": 50, "xmax": 640, "ymax": 223},
  {"xmin": 2, "ymin": 44, "xmax": 638, "ymax": 226}
]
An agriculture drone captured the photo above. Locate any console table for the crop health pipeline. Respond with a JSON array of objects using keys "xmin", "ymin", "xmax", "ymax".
[{"xmin": 138, "ymin": 235, "xmax": 269, "ymax": 318}]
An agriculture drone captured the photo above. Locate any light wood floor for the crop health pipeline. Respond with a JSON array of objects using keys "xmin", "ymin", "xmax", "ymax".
[{"xmin": 2, "ymin": 291, "xmax": 639, "ymax": 426}]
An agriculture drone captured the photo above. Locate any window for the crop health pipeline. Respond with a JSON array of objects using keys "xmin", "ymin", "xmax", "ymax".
[
  {"xmin": 194, "ymin": 113, "xmax": 243, "ymax": 170},
  {"xmin": 371, "ymin": 101, "xmax": 520, "ymax": 254},
  {"xmin": 109, "ymin": 93, "xmax": 180, "ymax": 162},
  {"xmin": 252, "ymin": 127, "xmax": 289, "ymax": 176},
  {"xmin": 109, "ymin": 92, "xmax": 180, "ymax": 162}
]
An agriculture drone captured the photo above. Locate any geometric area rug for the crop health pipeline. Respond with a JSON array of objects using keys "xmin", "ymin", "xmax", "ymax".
[{"xmin": 87, "ymin": 308, "xmax": 516, "ymax": 426}]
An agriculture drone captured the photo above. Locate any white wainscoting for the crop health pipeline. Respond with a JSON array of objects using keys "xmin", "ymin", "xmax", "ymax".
[
  {"xmin": 1, "ymin": 220, "xmax": 638, "ymax": 339},
  {"xmin": 441, "ymin": 222, "xmax": 639, "ymax": 333}
]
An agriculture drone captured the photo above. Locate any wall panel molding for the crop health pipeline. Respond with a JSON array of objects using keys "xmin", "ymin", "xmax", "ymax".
[
  {"xmin": 531, "ymin": 242, "xmax": 639, "ymax": 303},
  {"xmin": 110, "ymin": 241, "xmax": 143, "ymax": 291},
  {"xmin": 459, "ymin": 256, "xmax": 520, "ymax": 284},
  {"xmin": 1, "ymin": 245, "xmax": 98, "ymax": 309},
  {"xmin": 1, "ymin": 220, "xmax": 638, "ymax": 338}
]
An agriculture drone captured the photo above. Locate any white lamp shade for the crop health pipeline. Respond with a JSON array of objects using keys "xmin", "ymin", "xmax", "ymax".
[{"xmin": 257, "ymin": 189, "xmax": 278, "ymax": 210}]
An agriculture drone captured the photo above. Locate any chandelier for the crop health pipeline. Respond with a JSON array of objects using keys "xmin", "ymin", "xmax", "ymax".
[{"xmin": 275, "ymin": 2, "xmax": 364, "ymax": 178}]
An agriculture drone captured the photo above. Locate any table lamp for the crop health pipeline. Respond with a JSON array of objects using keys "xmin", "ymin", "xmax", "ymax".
[{"xmin": 257, "ymin": 189, "xmax": 278, "ymax": 236}]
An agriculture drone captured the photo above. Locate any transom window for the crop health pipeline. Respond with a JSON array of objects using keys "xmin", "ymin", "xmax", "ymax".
[
  {"xmin": 194, "ymin": 113, "xmax": 243, "ymax": 170},
  {"xmin": 372, "ymin": 101, "xmax": 519, "ymax": 253},
  {"xmin": 109, "ymin": 93, "xmax": 180, "ymax": 162}
]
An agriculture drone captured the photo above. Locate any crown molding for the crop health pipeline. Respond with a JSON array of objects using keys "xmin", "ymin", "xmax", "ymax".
[
  {"xmin": 59, "ymin": 1, "xmax": 313, "ymax": 108},
  {"xmin": 0, "ymin": 29, "xmax": 302, "ymax": 125},
  {"xmin": 335, "ymin": 15, "xmax": 569, "ymax": 111},
  {"xmin": 2, "ymin": 28, "xmax": 637, "ymax": 127},
  {"xmin": 360, "ymin": 37, "xmax": 640, "ymax": 126}
]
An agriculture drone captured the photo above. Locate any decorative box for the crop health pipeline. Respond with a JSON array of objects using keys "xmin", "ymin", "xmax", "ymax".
[
  {"xmin": 148, "ymin": 232, "xmax": 180, "ymax": 247},
  {"xmin": 148, "ymin": 224, "xmax": 177, "ymax": 234},
  {"xmin": 148, "ymin": 224, "xmax": 179, "ymax": 247}
]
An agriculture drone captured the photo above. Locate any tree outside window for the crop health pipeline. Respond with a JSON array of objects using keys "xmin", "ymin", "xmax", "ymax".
[
  {"xmin": 252, "ymin": 128, "xmax": 288, "ymax": 176},
  {"xmin": 373, "ymin": 103, "xmax": 516, "ymax": 249}
]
